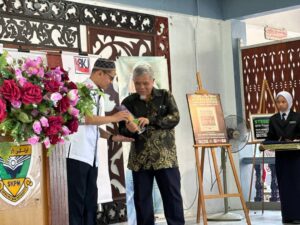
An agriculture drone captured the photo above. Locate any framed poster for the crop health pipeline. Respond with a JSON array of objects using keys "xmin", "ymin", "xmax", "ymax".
[
  {"xmin": 249, "ymin": 114, "xmax": 273, "ymax": 142},
  {"xmin": 186, "ymin": 94, "xmax": 228, "ymax": 144}
]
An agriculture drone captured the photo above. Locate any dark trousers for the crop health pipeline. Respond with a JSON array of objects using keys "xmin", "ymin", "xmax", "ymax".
[
  {"xmin": 276, "ymin": 151, "xmax": 300, "ymax": 221},
  {"xmin": 67, "ymin": 158, "xmax": 98, "ymax": 225},
  {"xmin": 132, "ymin": 167, "xmax": 185, "ymax": 225}
]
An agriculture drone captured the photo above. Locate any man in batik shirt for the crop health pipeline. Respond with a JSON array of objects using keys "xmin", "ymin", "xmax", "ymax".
[{"xmin": 119, "ymin": 63, "xmax": 184, "ymax": 225}]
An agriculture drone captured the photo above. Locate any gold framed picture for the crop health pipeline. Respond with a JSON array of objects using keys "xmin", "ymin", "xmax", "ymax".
[{"xmin": 187, "ymin": 94, "xmax": 228, "ymax": 144}]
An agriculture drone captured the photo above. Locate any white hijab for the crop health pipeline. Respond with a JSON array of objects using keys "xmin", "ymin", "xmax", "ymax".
[{"xmin": 276, "ymin": 91, "xmax": 293, "ymax": 111}]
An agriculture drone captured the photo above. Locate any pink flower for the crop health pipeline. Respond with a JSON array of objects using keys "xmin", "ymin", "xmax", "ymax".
[
  {"xmin": 67, "ymin": 89, "xmax": 79, "ymax": 106},
  {"xmin": 45, "ymin": 67, "xmax": 64, "ymax": 82},
  {"xmin": 62, "ymin": 126, "xmax": 71, "ymax": 135},
  {"xmin": 50, "ymin": 92, "xmax": 62, "ymax": 104},
  {"xmin": 37, "ymin": 67, "xmax": 44, "ymax": 77},
  {"xmin": 11, "ymin": 100, "xmax": 22, "ymax": 108},
  {"xmin": 23, "ymin": 57, "xmax": 44, "ymax": 76},
  {"xmin": 68, "ymin": 106, "xmax": 79, "ymax": 118},
  {"xmin": 33, "ymin": 120, "xmax": 42, "ymax": 134},
  {"xmin": 28, "ymin": 135, "xmax": 39, "ymax": 145},
  {"xmin": 43, "ymin": 137, "xmax": 51, "ymax": 148},
  {"xmin": 17, "ymin": 76, "xmax": 27, "ymax": 87},
  {"xmin": 40, "ymin": 116, "xmax": 49, "ymax": 127},
  {"xmin": 15, "ymin": 68, "xmax": 22, "ymax": 76}
]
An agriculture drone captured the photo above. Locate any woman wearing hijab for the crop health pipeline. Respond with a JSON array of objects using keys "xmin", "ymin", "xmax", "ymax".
[{"xmin": 266, "ymin": 91, "xmax": 300, "ymax": 224}]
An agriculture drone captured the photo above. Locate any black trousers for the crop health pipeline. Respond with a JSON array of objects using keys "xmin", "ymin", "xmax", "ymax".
[
  {"xmin": 276, "ymin": 151, "xmax": 300, "ymax": 221},
  {"xmin": 67, "ymin": 158, "xmax": 98, "ymax": 225},
  {"xmin": 132, "ymin": 167, "xmax": 185, "ymax": 225}
]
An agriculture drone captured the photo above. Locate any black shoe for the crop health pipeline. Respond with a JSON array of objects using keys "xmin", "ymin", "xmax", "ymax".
[
  {"xmin": 282, "ymin": 219, "xmax": 300, "ymax": 224},
  {"xmin": 282, "ymin": 219, "xmax": 293, "ymax": 224}
]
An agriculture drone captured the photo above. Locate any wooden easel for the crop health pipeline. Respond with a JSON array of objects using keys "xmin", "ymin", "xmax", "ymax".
[
  {"xmin": 248, "ymin": 79, "xmax": 277, "ymax": 213},
  {"xmin": 193, "ymin": 72, "xmax": 251, "ymax": 225}
]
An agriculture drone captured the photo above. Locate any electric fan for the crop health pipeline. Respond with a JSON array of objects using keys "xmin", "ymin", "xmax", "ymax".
[{"xmin": 225, "ymin": 115, "xmax": 250, "ymax": 153}]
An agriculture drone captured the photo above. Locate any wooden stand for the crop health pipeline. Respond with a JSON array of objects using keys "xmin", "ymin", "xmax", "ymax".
[
  {"xmin": 248, "ymin": 79, "xmax": 277, "ymax": 214},
  {"xmin": 194, "ymin": 143, "xmax": 251, "ymax": 225}
]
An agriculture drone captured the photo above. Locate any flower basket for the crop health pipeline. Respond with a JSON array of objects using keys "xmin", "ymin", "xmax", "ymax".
[{"xmin": 0, "ymin": 51, "xmax": 99, "ymax": 152}]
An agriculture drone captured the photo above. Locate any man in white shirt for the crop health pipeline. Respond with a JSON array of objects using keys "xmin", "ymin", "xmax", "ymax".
[{"xmin": 67, "ymin": 58, "xmax": 133, "ymax": 225}]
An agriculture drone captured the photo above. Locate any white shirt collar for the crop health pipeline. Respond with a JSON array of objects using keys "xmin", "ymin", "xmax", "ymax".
[{"xmin": 280, "ymin": 109, "xmax": 290, "ymax": 119}]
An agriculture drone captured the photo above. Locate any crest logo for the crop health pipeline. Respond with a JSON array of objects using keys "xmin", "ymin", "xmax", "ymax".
[{"xmin": 0, "ymin": 145, "xmax": 33, "ymax": 205}]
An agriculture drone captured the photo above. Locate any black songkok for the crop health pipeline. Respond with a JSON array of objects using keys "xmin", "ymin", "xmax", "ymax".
[{"xmin": 93, "ymin": 58, "xmax": 115, "ymax": 71}]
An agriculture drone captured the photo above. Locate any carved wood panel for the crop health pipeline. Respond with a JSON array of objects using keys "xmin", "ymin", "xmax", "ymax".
[{"xmin": 242, "ymin": 40, "xmax": 300, "ymax": 121}]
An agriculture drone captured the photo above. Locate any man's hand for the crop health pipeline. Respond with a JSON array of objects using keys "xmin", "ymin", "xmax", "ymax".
[
  {"xmin": 126, "ymin": 121, "xmax": 139, "ymax": 133},
  {"xmin": 112, "ymin": 134, "xmax": 134, "ymax": 142},
  {"xmin": 137, "ymin": 117, "xmax": 149, "ymax": 128},
  {"xmin": 111, "ymin": 111, "xmax": 130, "ymax": 122}
]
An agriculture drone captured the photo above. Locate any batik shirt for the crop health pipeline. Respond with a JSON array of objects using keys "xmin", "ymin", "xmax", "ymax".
[{"xmin": 119, "ymin": 88, "xmax": 180, "ymax": 171}]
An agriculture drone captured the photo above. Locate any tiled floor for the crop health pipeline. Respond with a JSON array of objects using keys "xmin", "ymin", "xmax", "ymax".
[
  {"xmin": 117, "ymin": 210, "xmax": 286, "ymax": 225},
  {"xmin": 181, "ymin": 210, "xmax": 283, "ymax": 225}
]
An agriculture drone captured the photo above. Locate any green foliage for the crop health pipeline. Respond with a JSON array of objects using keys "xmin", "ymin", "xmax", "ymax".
[
  {"xmin": 0, "ymin": 142, "xmax": 13, "ymax": 162},
  {"xmin": 76, "ymin": 83, "xmax": 104, "ymax": 118},
  {"xmin": 0, "ymin": 50, "xmax": 8, "ymax": 69}
]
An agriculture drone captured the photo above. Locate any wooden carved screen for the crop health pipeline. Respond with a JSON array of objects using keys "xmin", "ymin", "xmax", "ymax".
[
  {"xmin": 242, "ymin": 39, "xmax": 300, "ymax": 121},
  {"xmin": 87, "ymin": 16, "xmax": 171, "ymax": 223}
]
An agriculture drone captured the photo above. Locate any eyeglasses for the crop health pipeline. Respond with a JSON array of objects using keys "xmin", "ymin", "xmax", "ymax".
[{"xmin": 103, "ymin": 72, "xmax": 115, "ymax": 81}]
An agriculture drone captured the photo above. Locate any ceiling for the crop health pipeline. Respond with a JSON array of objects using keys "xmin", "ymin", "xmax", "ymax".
[{"xmin": 243, "ymin": 8, "xmax": 300, "ymax": 33}]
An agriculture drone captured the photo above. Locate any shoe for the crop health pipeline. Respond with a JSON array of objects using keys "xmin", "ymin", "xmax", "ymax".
[
  {"xmin": 282, "ymin": 219, "xmax": 293, "ymax": 224},
  {"xmin": 282, "ymin": 219, "xmax": 300, "ymax": 224}
]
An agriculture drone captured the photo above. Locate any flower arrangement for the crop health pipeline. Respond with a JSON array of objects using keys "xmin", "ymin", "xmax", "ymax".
[{"xmin": 0, "ymin": 51, "xmax": 99, "ymax": 154}]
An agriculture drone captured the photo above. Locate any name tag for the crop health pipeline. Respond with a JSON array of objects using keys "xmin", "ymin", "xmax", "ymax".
[{"xmin": 289, "ymin": 121, "xmax": 297, "ymax": 124}]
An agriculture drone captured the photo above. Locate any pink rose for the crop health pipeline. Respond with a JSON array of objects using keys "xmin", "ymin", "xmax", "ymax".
[
  {"xmin": 40, "ymin": 116, "xmax": 49, "ymax": 127},
  {"xmin": 28, "ymin": 135, "xmax": 39, "ymax": 145},
  {"xmin": 43, "ymin": 137, "xmax": 51, "ymax": 148},
  {"xmin": 11, "ymin": 100, "xmax": 22, "ymax": 108},
  {"xmin": 62, "ymin": 126, "xmax": 71, "ymax": 135},
  {"xmin": 50, "ymin": 92, "xmax": 62, "ymax": 104},
  {"xmin": 67, "ymin": 89, "xmax": 79, "ymax": 106},
  {"xmin": 68, "ymin": 106, "xmax": 79, "ymax": 118},
  {"xmin": 33, "ymin": 120, "xmax": 42, "ymax": 134},
  {"xmin": 17, "ymin": 76, "xmax": 27, "ymax": 87}
]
